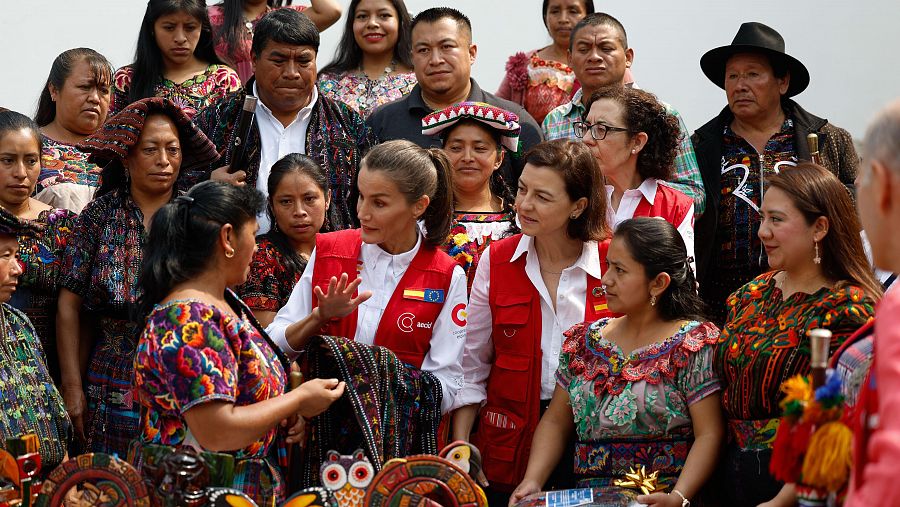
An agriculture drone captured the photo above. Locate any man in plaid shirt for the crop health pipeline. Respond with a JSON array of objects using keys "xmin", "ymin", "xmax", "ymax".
[{"xmin": 541, "ymin": 13, "xmax": 705, "ymax": 217}]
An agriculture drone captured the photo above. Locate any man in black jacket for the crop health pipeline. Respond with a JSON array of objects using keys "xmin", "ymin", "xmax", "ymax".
[
  {"xmin": 691, "ymin": 22, "xmax": 858, "ymax": 323},
  {"xmin": 366, "ymin": 7, "xmax": 542, "ymax": 184}
]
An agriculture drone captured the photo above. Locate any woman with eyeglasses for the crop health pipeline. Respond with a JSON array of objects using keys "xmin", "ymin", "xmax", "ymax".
[{"xmin": 577, "ymin": 86, "xmax": 695, "ymax": 265}]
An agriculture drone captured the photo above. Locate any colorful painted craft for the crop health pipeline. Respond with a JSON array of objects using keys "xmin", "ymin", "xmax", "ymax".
[
  {"xmin": 34, "ymin": 453, "xmax": 150, "ymax": 507},
  {"xmin": 282, "ymin": 487, "xmax": 336, "ymax": 507},
  {"xmin": 364, "ymin": 455, "xmax": 487, "ymax": 507}
]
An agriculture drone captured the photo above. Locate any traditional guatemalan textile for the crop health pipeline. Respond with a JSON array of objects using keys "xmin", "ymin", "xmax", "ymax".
[
  {"xmin": 556, "ymin": 318, "xmax": 721, "ymax": 489},
  {"xmin": 193, "ymin": 86, "xmax": 374, "ymax": 230},
  {"xmin": 208, "ymin": 4, "xmax": 307, "ymax": 84},
  {"xmin": 133, "ymin": 292, "xmax": 289, "ymax": 505},
  {"xmin": 9, "ymin": 208, "xmax": 77, "ymax": 383},
  {"xmin": 298, "ymin": 335, "xmax": 443, "ymax": 489},
  {"xmin": 705, "ymin": 119, "xmax": 797, "ymax": 324},
  {"xmin": 421, "ymin": 101, "xmax": 522, "ymax": 153},
  {"xmin": 496, "ymin": 50, "xmax": 577, "ymax": 125},
  {"xmin": 542, "ymin": 89, "xmax": 705, "ymax": 216},
  {"xmin": 444, "ymin": 210, "xmax": 516, "ymax": 293},
  {"xmin": 110, "ymin": 64, "xmax": 241, "ymax": 118},
  {"xmin": 60, "ymin": 189, "xmax": 148, "ymax": 457},
  {"xmin": 833, "ymin": 320, "xmax": 874, "ymax": 406},
  {"xmin": 713, "ymin": 271, "xmax": 874, "ymax": 507},
  {"xmin": 237, "ymin": 235, "xmax": 307, "ymax": 313},
  {"xmin": 0, "ymin": 304, "xmax": 70, "ymax": 473},
  {"xmin": 36, "ymin": 134, "xmax": 101, "ymax": 212},
  {"xmin": 318, "ymin": 70, "xmax": 417, "ymax": 119}
]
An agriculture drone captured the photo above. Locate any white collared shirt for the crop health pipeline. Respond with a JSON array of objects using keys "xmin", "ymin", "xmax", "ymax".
[
  {"xmin": 606, "ymin": 178, "xmax": 696, "ymax": 270},
  {"xmin": 267, "ymin": 233, "xmax": 468, "ymax": 414},
  {"xmin": 254, "ymin": 83, "xmax": 318, "ymax": 233},
  {"xmin": 459, "ymin": 235, "xmax": 603, "ymax": 405}
]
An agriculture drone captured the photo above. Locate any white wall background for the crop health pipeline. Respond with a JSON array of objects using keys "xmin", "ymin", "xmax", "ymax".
[{"xmin": 1, "ymin": 1, "xmax": 897, "ymax": 138}]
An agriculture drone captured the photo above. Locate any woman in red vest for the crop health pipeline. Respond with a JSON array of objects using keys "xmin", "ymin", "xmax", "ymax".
[
  {"xmin": 452, "ymin": 139, "xmax": 611, "ymax": 500},
  {"xmin": 266, "ymin": 139, "xmax": 467, "ymax": 414},
  {"xmin": 575, "ymin": 86, "xmax": 695, "ymax": 269}
]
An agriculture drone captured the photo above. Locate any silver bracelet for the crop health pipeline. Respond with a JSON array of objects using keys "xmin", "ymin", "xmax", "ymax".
[{"xmin": 671, "ymin": 489, "xmax": 690, "ymax": 507}]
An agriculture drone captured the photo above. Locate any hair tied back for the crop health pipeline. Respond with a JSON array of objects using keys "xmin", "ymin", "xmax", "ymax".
[{"xmin": 175, "ymin": 195, "xmax": 195, "ymax": 205}]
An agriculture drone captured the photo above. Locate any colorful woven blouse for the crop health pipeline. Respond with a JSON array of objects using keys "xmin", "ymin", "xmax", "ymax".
[
  {"xmin": 36, "ymin": 134, "xmax": 101, "ymax": 212},
  {"xmin": 61, "ymin": 189, "xmax": 146, "ymax": 315},
  {"xmin": 443, "ymin": 210, "xmax": 516, "ymax": 292},
  {"xmin": 557, "ymin": 318, "xmax": 721, "ymax": 441},
  {"xmin": 714, "ymin": 272, "xmax": 875, "ymax": 423},
  {"xmin": 208, "ymin": 4, "xmax": 307, "ymax": 84},
  {"xmin": 9, "ymin": 208, "xmax": 77, "ymax": 382},
  {"xmin": 110, "ymin": 64, "xmax": 241, "ymax": 118},
  {"xmin": 237, "ymin": 236, "xmax": 306, "ymax": 313},
  {"xmin": 497, "ymin": 50, "xmax": 577, "ymax": 125},
  {"xmin": 317, "ymin": 70, "xmax": 417, "ymax": 119},
  {"xmin": 0, "ymin": 304, "xmax": 70, "ymax": 470},
  {"xmin": 134, "ymin": 296, "xmax": 287, "ymax": 503}
]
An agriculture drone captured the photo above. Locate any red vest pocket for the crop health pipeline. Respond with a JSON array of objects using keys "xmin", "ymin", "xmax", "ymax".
[{"xmin": 487, "ymin": 354, "xmax": 531, "ymax": 403}]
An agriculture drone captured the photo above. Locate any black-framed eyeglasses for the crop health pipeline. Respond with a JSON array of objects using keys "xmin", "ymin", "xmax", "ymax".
[{"xmin": 573, "ymin": 121, "xmax": 631, "ymax": 140}]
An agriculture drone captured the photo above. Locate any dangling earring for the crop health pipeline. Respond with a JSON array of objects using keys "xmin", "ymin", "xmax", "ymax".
[
  {"xmin": 225, "ymin": 248, "xmax": 235, "ymax": 259},
  {"xmin": 649, "ymin": 294, "xmax": 657, "ymax": 306},
  {"xmin": 813, "ymin": 240, "xmax": 821, "ymax": 265}
]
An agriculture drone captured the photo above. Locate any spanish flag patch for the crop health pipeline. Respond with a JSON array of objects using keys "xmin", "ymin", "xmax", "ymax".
[
  {"xmin": 403, "ymin": 288, "xmax": 446, "ymax": 303},
  {"xmin": 593, "ymin": 303, "xmax": 608, "ymax": 312}
]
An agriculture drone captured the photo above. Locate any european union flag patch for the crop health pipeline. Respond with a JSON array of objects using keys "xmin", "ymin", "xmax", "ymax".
[{"xmin": 403, "ymin": 288, "xmax": 446, "ymax": 303}]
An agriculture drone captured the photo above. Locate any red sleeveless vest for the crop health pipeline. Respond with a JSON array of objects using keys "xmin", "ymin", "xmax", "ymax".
[
  {"xmin": 310, "ymin": 229, "xmax": 457, "ymax": 368},
  {"xmin": 471, "ymin": 234, "xmax": 612, "ymax": 491},
  {"xmin": 633, "ymin": 180, "xmax": 694, "ymax": 228}
]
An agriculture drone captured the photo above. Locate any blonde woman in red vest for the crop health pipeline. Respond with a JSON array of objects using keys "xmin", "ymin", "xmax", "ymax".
[
  {"xmin": 266, "ymin": 139, "xmax": 467, "ymax": 414},
  {"xmin": 576, "ymin": 86, "xmax": 695, "ymax": 269},
  {"xmin": 452, "ymin": 139, "xmax": 611, "ymax": 503}
]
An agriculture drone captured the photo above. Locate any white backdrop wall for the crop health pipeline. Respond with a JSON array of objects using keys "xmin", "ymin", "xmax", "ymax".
[{"xmin": 1, "ymin": 1, "xmax": 897, "ymax": 138}]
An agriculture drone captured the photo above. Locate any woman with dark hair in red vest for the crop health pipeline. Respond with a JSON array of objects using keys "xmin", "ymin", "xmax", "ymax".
[
  {"xmin": 452, "ymin": 139, "xmax": 612, "ymax": 501},
  {"xmin": 576, "ymin": 86, "xmax": 695, "ymax": 271},
  {"xmin": 266, "ymin": 139, "xmax": 467, "ymax": 414}
]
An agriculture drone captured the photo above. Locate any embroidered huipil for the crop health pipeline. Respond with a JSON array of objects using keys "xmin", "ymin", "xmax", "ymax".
[
  {"xmin": 237, "ymin": 236, "xmax": 306, "ymax": 313},
  {"xmin": 444, "ymin": 210, "xmax": 516, "ymax": 292},
  {"xmin": 36, "ymin": 135, "xmax": 101, "ymax": 212},
  {"xmin": 134, "ymin": 296, "xmax": 287, "ymax": 505},
  {"xmin": 318, "ymin": 71, "xmax": 417, "ymax": 119},
  {"xmin": 267, "ymin": 233, "xmax": 467, "ymax": 413},
  {"xmin": 557, "ymin": 318, "xmax": 720, "ymax": 487},
  {"xmin": 707, "ymin": 119, "xmax": 797, "ymax": 323},
  {"xmin": 9, "ymin": 208, "xmax": 77, "ymax": 382},
  {"xmin": 110, "ymin": 64, "xmax": 241, "ymax": 118},
  {"xmin": 496, "ymin": 51, "xmax": 577, "ymax": 125},
  {"xmin": 460, "ymin": 235, "xmax": 602, "ymax": 405},
  {"xmin": 542, "ymin": 89, "xmax": 705, "ymax": 216},
  {"xmin": 0, "ymin": 304, "xmax": 70, "ymax": 471},
  {"xmin": 714, "ymin": 272, "xmax": 874, "ymax": 444}
]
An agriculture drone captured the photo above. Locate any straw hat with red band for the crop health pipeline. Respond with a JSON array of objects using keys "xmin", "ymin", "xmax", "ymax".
[{"xmin": 422, "ymin": 102, "xmax": 521, "ymax": 154}]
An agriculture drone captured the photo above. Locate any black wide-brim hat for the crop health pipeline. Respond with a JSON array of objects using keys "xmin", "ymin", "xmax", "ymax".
[{"xmin": 700, "ymin": 22, "xmax": 810, "ymax": 97}]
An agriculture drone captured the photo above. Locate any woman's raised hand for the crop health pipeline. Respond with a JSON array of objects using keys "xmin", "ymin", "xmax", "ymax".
[{"xmin": 313, "ymin": 273, "xmax": 372, "ymax": 322}]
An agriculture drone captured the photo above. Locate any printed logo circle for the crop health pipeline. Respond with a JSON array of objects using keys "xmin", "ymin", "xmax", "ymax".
[
  {"xmin": 397, "ymin": 312, "xmax": 415, "ymax": 333},
  {"xmin": 452, "ymin": 303, "xmax": 467, "ymax": 327}
]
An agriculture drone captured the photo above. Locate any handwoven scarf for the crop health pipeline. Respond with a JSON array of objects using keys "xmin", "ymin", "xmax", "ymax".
[{"xmin": 297, "ymin": 335, "xmax": 443, "ymax": 488}]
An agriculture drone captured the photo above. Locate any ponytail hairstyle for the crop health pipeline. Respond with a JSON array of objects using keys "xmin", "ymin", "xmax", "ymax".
[
  {"xmin": 614, "ymin": 217, "xmax": 706, "ymax": 321},
  {"xmin": 263, "ymin": 153, "xmax": 329, "ymax": 273},
  {"xmin": 139, "ymin": 180, "xmax": 264, "ymax": 318},
  {"xmin": 130, "ymin": 0, "xmax": 222, "ymax": 104},
  {"xmin": 0, "ymin": 110, "xmax": 42, "ymax": 151},
  {"xmin": 35, "ymin": 48, "xmax": 113, "ymax": 127},
  {"xmin": 360, "ymin": 139, "xmax": 453, "ymax": 248}
]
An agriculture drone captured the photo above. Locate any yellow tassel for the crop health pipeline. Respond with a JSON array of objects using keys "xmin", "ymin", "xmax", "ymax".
[{"xmin": 801, "ymin": 421, "xmax": 853, "ymax": 492}]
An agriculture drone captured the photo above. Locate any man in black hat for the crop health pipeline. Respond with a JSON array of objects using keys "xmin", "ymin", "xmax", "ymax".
[{"xmin": 692, "ymin": 21, "xmax": 859, "ymax": 324}]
